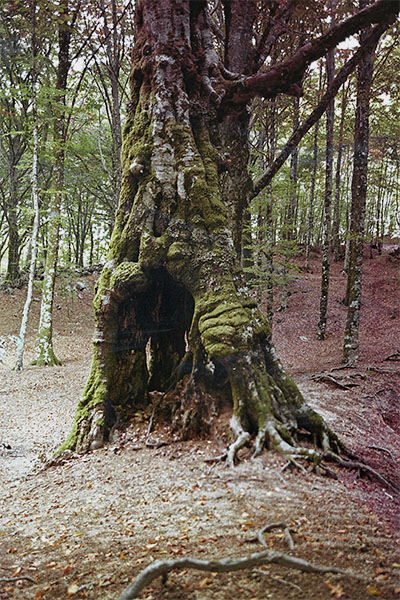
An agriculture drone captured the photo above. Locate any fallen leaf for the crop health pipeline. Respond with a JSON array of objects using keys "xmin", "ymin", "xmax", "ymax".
[
  {"xmin": 63, "ymin": 565, "xmax": 73, "ymax": 574},
  {"xmin": 198, "ymin": 577, "xmax": 213, "ymax": 589},
  {"xmin": 34, "ymin": 589, "xmax": 49, "ymax": 599},
  {"xmin": 367, "ymin": 585, "xmax": 382, "ymax": 596},
  {"xmin": 324, "ymin": 580, "xmax": 345, "ymax": 598},
  {"xmin": 67, "ymin": 583, "xmax": 80, "ymax": 596}
]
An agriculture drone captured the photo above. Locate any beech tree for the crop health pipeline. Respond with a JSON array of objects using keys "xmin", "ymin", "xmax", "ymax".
[
  {"xmin": 343, "ymin": 2, "xmax": 377, "ymax": 365},
  {"xmin": 34, "ymin": 0, "xmax": 78, "ymax": 366},
  {"xmin": 63, "ymin": 0, "xmax": 399, "ymax": 462}
]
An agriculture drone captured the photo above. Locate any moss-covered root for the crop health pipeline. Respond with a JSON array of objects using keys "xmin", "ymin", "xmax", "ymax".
[
  {"xmin": 223, "ymin": 348, "xmax": 343, "ymax": 466},
  {"xmin": 226, "ymin": 414, "xmax": 338, "ymax": 469},
  {"xmin": 31, "ymin": 347, "xmax": 63, "ymax": 367}
]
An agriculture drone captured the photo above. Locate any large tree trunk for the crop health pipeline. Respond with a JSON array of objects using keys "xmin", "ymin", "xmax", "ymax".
[
  {"xmin": 62, "ymin": 0, "xmax": 339, "ymax": 460},
  {"xmin": 62, "ymin": 0, "xmax": 398, "ymax": 462}
]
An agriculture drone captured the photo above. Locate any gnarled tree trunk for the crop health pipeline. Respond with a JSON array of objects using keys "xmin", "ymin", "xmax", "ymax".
[{"xmin": 62, "ymin": 0, "xmax": 398, "ymax": 462}]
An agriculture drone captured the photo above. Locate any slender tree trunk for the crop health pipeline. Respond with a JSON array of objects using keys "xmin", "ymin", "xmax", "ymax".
[
  {"xmin": 286, "ymin": 97, "xmax": 299, "ymax": 241},
  {"xmin": 265, "ymin": 190, "xmax": 274, "ymax": 324},
  {"xmin": 34, "ymin": 0, "xmax": 73, "ymax": 366},
  {"xmin": 5, "ymin": 160, "xmax": 20, "ymax": 285},
  {"xmin": 317, "ymin": 16, "xmax": 336, "ymax": 340},
  {"xmin": 305, "ymin": 64, "xmax": 323, "ymax": 271},
  {"xmin": 98, "ymin": 0, "xmax": 123, "ymax": 216},
  {"xmin": 305, "ymin": 121, "xmax": 319, "ymax": 271},
  {"xmin": 15, "ymin": 0, "xmax": 40, "ymax": 371},
  {"xmin": 343, "ymin": 7, "xmax": 376, "ymax": 364},
  {"xmin": 332, "ymin": 81, "xmax": 349, "ymax": 261}
]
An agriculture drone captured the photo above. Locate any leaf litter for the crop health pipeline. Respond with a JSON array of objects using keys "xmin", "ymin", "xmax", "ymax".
[{"xmin": 1, "ymin": 246, "xmax": 400, "ymax": 599}]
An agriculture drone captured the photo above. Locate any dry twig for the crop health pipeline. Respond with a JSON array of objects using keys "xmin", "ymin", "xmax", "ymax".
[
  {"xmin": 0, "ymin": 576, "xmax": 35, "ymax": 584},
  {"xmin": 384, "ymin": 351, "xmax": 400, "ymax": 362},
  {"xmin": 367, "ymin": 445, "xmax": 395, "ymax": 460},
  {"xmin": 367, "ymin": 365, "xmax": 400, "ymax": 375}
]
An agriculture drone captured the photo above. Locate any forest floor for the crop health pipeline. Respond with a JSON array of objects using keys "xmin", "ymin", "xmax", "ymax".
[{"xmin": 0, "ymin": 243, "xmax": 399, "ymax": 600}]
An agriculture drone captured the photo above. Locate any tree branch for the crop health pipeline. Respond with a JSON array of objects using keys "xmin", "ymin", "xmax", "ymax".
[
  {"xmin": 118, "ymin": 549, "xmax": 353, "ymax": 599},
  {"xmin": 246, "ymin": 0, "xmax": 298, "ymax": 74},
  {"xmin": 219, "ymin": 0, "xmax": 398, "ymax": 112},
  {"xmin": 250, "ymin": 20, "xmax": 390, "ymax": 200}
]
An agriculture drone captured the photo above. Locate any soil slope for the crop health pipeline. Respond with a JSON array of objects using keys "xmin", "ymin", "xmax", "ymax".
[{"xmin": 0, "ymin": 247, "xmax": 399, "ymax": 600}]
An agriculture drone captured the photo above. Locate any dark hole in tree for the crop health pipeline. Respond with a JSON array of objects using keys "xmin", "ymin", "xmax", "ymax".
[{"xmin": 115, "ymin": 268, "xmax": 195, "ymax": 392}]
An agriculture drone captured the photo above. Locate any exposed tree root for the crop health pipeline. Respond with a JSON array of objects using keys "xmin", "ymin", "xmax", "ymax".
[
  {"xmin": 118, "ymin": 549, "xmax": 354, "ymax": 600},
  {"xmin": 311, "ymin": 372, "xmax": 362, "ymax": 390},
  {"xmin": 224, "ymin": 414, "xmax": 398, "ymax": 494},
  {"xmin": 227, "ymin": 415, "xmax": 328, "ymax": 469},
  {"xmin": 227, "ymin": 416, "xmax": 251, "ymax": 468},
  {"xmin": 323, "ymin": 451, "xmax": 399, "ymax": 494},
  {"xmin": 366, "ymin": 365, "xmax": 400, "ymax": 376}
]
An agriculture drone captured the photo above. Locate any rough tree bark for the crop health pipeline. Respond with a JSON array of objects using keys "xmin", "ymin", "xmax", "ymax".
[
  {"xmin": 62, "ymin": 0, "xmax": 398, "ymax": 463},
  {"xmin": 332, "ymin": 81, "xmax": 349, "ymax": 261},
  {"xmin": 343, "ymin": 6, "xmax": 377, "ymax": 365},
  {"xmin": 317, "ymin": 0, "xmax": 336, "ymax": 341}
]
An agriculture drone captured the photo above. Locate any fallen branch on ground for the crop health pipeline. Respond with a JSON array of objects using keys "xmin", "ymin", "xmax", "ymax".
[
  {"xmin": 0, "ymin": 576, "xmax": 35, "ymax": 584},
  {"xmin": 246, "ymin": 522, "xmax": 295, "ymax": 550},
  {"xmin": 258, "ymin": 522, "xmax": 295, "ymax": 550},
  {"xmin": 311, "ymin": 373, "xmax": 360, "ymax": 390},
  {"xmin": 254, "ymin": 571, "xmax": 303, "ymax": 592},
  {"xmin": 323, "ymin": 451, "xmax": 399, "ymax": 494},
  {"xmin": 368, "ymin": 445, "xmax": 394, "ymax": 460},
  {"xmin": 118, "ymin": 549, "xmax": 354, "ymax": 600},
  {"xmin": 367, "ymin": 365, "xmax": 400, "ymax": 375},
  {"xmin": 384, "ymin": 351, "xmax": 400, "ymax": 362}
]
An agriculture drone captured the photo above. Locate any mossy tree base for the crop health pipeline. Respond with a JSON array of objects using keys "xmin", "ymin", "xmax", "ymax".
[
  {"xmin": 63, "ymin": 0, "xmax": 348, "ymax": 463},
  {"xmin": 31, "ymin": 351, "xmax": 63, "ymax": 367}
]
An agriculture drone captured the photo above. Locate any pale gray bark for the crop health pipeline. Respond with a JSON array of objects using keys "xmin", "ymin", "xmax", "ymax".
[
  {"xmin": 118, "ymin": 550, "xmax": 350, "ymax": 600},
  {"xmin": 15, "ymin": 0, "xmax": 40, "ymax": 371},
  {"xmin": 35, "ymin": 0, "xmax": 73, "ymax": 366}
]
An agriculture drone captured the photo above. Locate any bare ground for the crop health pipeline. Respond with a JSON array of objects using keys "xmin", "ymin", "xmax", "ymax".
[{"xmin": 0, "ymin": 246, "xmax": 399, "ymax": 600}]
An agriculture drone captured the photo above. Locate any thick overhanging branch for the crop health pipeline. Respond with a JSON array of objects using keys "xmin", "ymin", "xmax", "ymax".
[
  {"xmin": 250, "ymin": 20, "xmax": 390, "ymax": 201},
  {"xmin": 218, "ymin": 0, "xmax": 398, "ymax": 112}
]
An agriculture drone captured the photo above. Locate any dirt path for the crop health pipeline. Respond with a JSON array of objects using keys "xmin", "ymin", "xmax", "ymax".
[{"xmin": 0, "ymin": 249, "xmax": 399, "ymax": 600}]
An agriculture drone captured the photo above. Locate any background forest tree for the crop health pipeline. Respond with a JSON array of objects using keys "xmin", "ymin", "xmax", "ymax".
[{"xmin": 0, "ymin": 1, "xmax": 399, "ymax": 459}]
